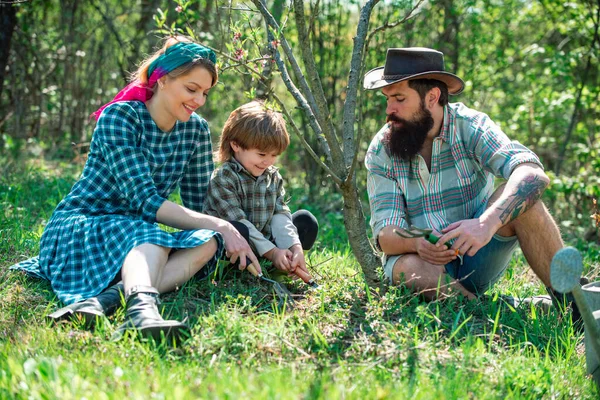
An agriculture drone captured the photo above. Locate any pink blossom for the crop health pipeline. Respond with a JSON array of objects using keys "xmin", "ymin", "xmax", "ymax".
[{"xmin": 234, "ymin": 48, "xmax": 247, "ymax": 61}]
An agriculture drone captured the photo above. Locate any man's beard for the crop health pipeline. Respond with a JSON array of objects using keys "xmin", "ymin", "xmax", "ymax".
[{"xmin": 382, "ymin": 104, "xmax": 434, "ymax": 161}]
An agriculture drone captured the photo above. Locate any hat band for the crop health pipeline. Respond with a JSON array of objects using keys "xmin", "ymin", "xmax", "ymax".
[{"xmin": 382, "ymin": 74, "xmax": 412, "ymax": 80}]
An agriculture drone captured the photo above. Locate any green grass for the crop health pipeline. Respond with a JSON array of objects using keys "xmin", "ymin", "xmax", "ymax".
[{"xmin": 1, "ymin": 157, "xmax": 598, "ymax": 399}]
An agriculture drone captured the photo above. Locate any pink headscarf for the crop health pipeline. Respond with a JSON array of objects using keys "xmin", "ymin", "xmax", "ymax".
[{"xmin": 92, "ymin": 42, "xmax": 216, "ymax": 120}]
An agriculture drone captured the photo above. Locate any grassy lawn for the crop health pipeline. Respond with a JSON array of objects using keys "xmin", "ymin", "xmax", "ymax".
[{"xmin": 1, "ymin": 157, "xmax": 598, "ymax": 399}]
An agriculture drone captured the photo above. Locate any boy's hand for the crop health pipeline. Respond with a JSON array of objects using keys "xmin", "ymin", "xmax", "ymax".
[
  {"xmin": 288, "ymin": 244, "xmax": 310, "ymax": 281},
  {"xmin": 264, "ymin": 247, "xmax": 293, "ymax": 272}
]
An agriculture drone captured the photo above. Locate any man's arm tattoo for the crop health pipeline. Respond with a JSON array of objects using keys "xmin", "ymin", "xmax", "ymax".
[{"xmin": 498, "ymin": 175, "xmax": 547, "ymax": 224}]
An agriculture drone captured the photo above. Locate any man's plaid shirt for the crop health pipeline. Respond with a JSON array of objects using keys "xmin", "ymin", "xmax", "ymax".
[{"xmin": 365, "ymin": 102, "xmax": 543, "ymax": 247}]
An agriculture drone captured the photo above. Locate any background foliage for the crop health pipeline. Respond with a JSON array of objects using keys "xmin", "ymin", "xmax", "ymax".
[
  {"xmin": 1, "ymin": 0, "xmax": 598, "ymax": 239},
  {"xmin": 1, "ymin": 1, "xmax": 600, "ymax": 397}
]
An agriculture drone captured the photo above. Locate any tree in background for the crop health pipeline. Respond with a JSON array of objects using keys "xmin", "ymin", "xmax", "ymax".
[{"xmin": 1, "ymin": 0, "xmax": 598, "ymax": 261}]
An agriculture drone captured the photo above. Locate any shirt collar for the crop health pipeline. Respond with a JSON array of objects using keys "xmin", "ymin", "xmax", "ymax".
[{"xmin": 437, "ymin": 105, "xmax": 454, "ymax": 145}]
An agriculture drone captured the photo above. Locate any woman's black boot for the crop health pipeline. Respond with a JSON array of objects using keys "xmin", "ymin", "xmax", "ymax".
[
  {"xmin": 112, "ymin": 286, "xmax": 189, "ymax": 343},
  {"xmin": 48, "ymin": 283, "xmax": 124, "ymax": 327}
]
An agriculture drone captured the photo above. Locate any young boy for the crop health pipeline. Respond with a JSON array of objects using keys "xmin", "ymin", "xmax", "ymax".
[{"xmin": 204, "ymin": 101, "xmax": 318, "ymax": 282}]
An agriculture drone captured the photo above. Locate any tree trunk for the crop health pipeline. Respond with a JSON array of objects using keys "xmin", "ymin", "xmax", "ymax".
[
  {"xmin": 340, "ymin": 180, "xmax": 382, "ymax": 289},
  {"xmin": 0, "ymin": 3, "xmax": 17, "ymax": 102}
]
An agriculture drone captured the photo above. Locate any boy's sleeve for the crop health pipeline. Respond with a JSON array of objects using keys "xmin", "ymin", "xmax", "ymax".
[
  {"xmin": 273, "ymin": 171, "xmax": 292, "ymax": 214},
  {"xmin": 180, "ymin": 119, "xmax": 214, "ymax": 212},
  {"xmin": 94, "ymin": 103, "xmax": 165, "ymax": 223},
  {"xmin": 271, "ymin": 213, "xmax": 300, "ymax": 249},
  {"xmin": 270, "ymin": 172, "xmax": 300, "ymax": 249},
  {"xmin": 239, "ymin": 219, "xmax": 277, "ymax": 256}
]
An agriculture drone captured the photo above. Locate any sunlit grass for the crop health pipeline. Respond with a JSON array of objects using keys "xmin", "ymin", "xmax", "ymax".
[{"xmin": 0, "ymin": 157, "xmax": 598, "ymax": 399}]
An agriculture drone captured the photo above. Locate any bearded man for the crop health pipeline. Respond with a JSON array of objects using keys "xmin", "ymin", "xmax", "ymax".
[{"xmin": 363, "ymin": 48, "xmax": 582, "ymax": 321}]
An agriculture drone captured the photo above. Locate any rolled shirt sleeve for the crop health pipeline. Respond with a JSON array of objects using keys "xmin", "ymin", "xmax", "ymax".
[
  {"xmin": 365, "ymin": 132, "xmax": 409, "ymax": 244},
  {"xmin": 240, "ymin": 219, "xmax": 277, "ymax": 256},
  {"xmin": 270, "ymin": 173, "xmax": 299, "ymax": 249},
  {"xmin": 463, "ymin": 110, "xmax": 543, "ymax": 179},
  {"xmin": 273, "ymin": 171, "xmax": 292, "ymax": 215}
]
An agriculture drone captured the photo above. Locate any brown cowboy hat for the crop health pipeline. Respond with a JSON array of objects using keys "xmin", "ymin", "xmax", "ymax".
[{"xmin": 363, "ymin": 47, "xmax": 465, "ymax": 95}]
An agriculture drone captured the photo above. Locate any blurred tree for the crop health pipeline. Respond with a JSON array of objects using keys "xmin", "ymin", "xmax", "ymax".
[{"xmin": 0, "ymin": 2, "xmax": 17, "ymax": 104}]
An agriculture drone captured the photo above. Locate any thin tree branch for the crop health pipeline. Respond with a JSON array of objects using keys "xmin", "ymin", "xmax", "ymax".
[
  {"xmin": 346, "ymin": 0, "xmax": 425, "ymax": 183},
  {"xmin": 219, "ymin": 56, "xmax": 272, "ymax": 72},
  {"xmin": 251, "ymin": 0, "xmax": 345, "ymax": 167},
  {"xmin": 307, "ymin": 0, "xmax": 320, "ymax": 39},
  {"xmin": 209, "ymin": 46, "xmax": 342, "ymax": 184},
  {"xmin": 292, "ymin": 0, "xmax": 341, "ymax": 164},
  {"xmin": 362, "ymin": 0, "xmax": 425, "ymax": 78},
  {"xmin": 340, "ymin": 0, "xmax": 381, "ymax": 184},
  {"xmin": 271, "ymin": 93, "xmax": 343, "ymax": 185}
]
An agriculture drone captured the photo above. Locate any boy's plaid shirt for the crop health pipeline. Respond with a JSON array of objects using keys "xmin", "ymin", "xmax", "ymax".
[
  {"xmin": 365, "ymin": 102, "xmax": 543, "ymax": 245},
  {"xmin": 204, "ymin": 157, "xmax": 291, "ymax": 241}
]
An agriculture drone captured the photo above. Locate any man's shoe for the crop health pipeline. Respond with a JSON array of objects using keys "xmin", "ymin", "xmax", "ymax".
[
  {"xmin": 500, "ymin": 294, "xmax": 554, "ymax": 313},
  {"xmin": 48, "ymin": 283, "xmax": 124, "ymax": 327},
  {"xmin": 112, "ymin": 286, "xmax": 189, "ymax": 343}
]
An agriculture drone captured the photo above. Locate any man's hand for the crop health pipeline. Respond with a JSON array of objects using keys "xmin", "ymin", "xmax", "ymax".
[
  {"xmin": 437, "ymin": 217, "xmax": 497, "ymax": 257},
  {"xmin": 415, "ymin": 236, "xmax": 458, "ymax": 265}
]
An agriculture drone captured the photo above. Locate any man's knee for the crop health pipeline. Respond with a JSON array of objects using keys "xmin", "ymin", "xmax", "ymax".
[{"xmin": 391, "ymin": 255, "xmax": 443, "ymax": 286}]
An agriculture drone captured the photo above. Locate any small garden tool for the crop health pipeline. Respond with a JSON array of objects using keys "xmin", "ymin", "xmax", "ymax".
[
  {"xmin": 394, "ymin": 225, "xmax": 463, "ymax": 264},
  {"xmin": 292, "ymin": 267, "xmax": 319, "ymax": 289},
  {"xmin": 247, "ymin": 264, "xmax": 295, "ymax": 308}
]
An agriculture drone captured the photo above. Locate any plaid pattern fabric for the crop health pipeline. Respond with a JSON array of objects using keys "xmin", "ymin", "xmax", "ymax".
[
  {"xmin": 203, "ymin": 158, "xmax": 292, "ymax": 251},
  {"xmin": 366, "ymin": 102, "xmax": 543, "ymax": 245},
  {"xmin": 12, "ymin": 101, "xmax": 223, "ymax": 304}
]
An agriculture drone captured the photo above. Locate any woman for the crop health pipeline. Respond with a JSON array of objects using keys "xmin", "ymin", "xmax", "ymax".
[{"xmin": 12, "ymin": 36, "xmax": 261, "ymax": 341}]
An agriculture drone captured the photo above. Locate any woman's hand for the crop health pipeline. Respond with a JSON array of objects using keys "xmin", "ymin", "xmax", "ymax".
[
  {"xmin": 217, "ymin": 222, "xmax": 261, "ymax": 274},
  {"xmin": 154, "ymin": 202, "xmax": 261, "ymax": 272}
]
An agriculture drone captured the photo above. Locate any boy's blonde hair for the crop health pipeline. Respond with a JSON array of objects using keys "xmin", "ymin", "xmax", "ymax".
[{"xmin": 218, "ymin": 101, "xmax": 289, "ymax": 162}]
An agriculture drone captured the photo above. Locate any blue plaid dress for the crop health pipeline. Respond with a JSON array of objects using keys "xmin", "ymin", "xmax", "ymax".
[{"xmin": 12, "ymin": 101, "xmax": 224, "ymax": 304}]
